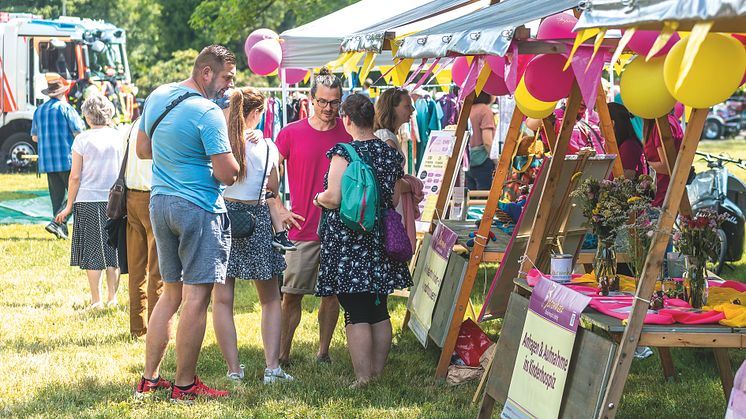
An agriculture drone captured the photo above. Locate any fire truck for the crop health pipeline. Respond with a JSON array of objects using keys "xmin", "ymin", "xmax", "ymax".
[{"xmin": 0, "ymin": 12, "xmax": 137, "ymax": 172}]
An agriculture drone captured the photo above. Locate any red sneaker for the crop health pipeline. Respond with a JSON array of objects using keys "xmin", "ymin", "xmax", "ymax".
[
  {"xmin": 170, "ymin": 376, "xmax": 230, "ymax": 401},
  {"xmin": 134, "ymin": 375, "xmax": 172, "ymax": 399}
]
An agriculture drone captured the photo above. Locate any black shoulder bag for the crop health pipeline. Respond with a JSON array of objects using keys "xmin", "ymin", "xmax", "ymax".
[
  {"xmin": 106, "ymin": 91, "xmax": 199, "ymax": 220},
  {"xmin": 227, "ymin": 138, "xmax": 270, "ymax": 238}
]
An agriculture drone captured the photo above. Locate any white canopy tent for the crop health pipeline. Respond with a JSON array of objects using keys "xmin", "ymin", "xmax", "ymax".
[
  {"xmin": 280, "ymin": 0, "xmax": 455, "ymax": 68},
  {"xmin": 395, "ymin": 0, "xmax": 579, "ymax": 58},
  {"xmin": 340, "ymin": 0, "xmax": 487, "ymax": 53},
  {"xmin": 575, "ymin": 0, "xmax": 746, "ymax": 32}
]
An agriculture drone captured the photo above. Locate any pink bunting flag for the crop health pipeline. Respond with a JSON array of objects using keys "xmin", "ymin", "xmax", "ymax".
[
  {"xmin": 412, "ymin": 57, "xmax": 441, "ymax": 90},
  {"xmin": 404, "ymin": 58, "xmax": 427, "ymax": 87},
  {"xmin": 568, "ymin": 46, "xmax": 608, "ymax": 109},
  {"xmin": 458, "ymin": 56, "xmax": 484, "ymax": 102},
  {"xmin": 504, "ymin": 42, "xmax": 520, "ymax": 94},
  {"xmin": 374, "ymin": 59, "xmax": 402, "ymax": 84}
]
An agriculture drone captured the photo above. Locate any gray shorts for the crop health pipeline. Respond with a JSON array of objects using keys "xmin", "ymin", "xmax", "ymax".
[{"xmin": 149, "ymin": 194, "xmax": 230, "ymax": 285}]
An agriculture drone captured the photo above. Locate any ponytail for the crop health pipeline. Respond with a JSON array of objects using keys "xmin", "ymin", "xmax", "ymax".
[{"xmin": 228, "ymin": 89, "xmax": 247, "ymax": 181}]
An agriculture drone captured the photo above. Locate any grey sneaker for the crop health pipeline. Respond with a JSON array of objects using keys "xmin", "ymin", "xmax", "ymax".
[
  {"xmin": 272, "ymin": 231, "xmax": 297, "ymax": 252},
  {"xmin": 45, "ymin": 221, "xmax": 68, "ymax": 239},
  {"xmin": 226, "ymin": 364, "xmax": 245, "ymax": 381},
  {"xmin": 263, "ymin": 367, "xmax": 294, "ymax": 384},
  {"xmin": 633, "ymin": 346, "xmax": 653, "ymax": 360}
]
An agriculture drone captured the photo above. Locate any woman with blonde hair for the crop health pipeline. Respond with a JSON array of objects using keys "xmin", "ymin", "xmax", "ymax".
[
  {"xmin": 212, "ymin": 87, "xmax": 293, "ymax": 384},
  {"xmin": 55, "ymin": 94, "xmax": 122, "ymax": 309}
]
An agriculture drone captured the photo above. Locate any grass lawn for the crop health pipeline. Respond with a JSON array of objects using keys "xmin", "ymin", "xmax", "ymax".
[{"xmin": 2, "ymin": 136, "xmax": 746, "ymax": 419}]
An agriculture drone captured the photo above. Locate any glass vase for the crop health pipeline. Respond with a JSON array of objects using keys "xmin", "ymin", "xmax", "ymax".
[
  {"xmin": 595, "ymin": 239, "xmax": 619, "ymax": 296},
  {"xmin": 686, "ymin": 257, "xmax": 709, "ymax": 309}
]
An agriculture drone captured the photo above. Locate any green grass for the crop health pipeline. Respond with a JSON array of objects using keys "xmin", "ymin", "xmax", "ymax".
[{"xmin": 2, "ymin": 137, "xmax": 746, "ymax": 418}]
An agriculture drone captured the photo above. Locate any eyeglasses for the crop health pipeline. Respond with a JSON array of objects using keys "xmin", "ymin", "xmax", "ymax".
[{"xmin": 315, "ymin": 98, "xmax": 341, "ymax": 108}]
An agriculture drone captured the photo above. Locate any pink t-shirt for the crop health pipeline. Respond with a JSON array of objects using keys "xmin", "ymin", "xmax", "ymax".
[{"xmin": 276, "ymin": 118, "xmax": 352, "ymax": 241}]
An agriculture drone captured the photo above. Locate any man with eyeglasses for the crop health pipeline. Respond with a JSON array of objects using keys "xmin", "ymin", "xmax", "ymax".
[{"xmin": 275, "ymin": 67, "xmax": 352, "ymax": 366}]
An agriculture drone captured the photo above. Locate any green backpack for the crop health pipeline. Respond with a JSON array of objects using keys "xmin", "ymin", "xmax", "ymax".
[{"xmin": 338, "ymin": 143, "xmax": 379, "ymax": 233}]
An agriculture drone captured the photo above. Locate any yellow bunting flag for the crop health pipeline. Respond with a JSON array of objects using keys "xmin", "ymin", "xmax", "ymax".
[
  {"xmin": 392, "ymin": 58, "xmax": 414, "ymax": 87},
  {"xmin": 613, "ymin": 53, "xmax": 634, "ymax": 75},
  {"xmin": 327, "ymin": 52, "xmax": 352, "ymax": 71},
  {"xmin": 342, "ymin": 52, "xmax": 365, "ymax": 75},
  {"xmin": 565, "ymin": 28, "xmax": 600, "ymax": 71},
  {"xmin": 587, "ymin": 28, "xmax": 608, "ymax": 71},
  {"xmin": 304, "ymin": 69, "xmax": 315, "ymax": 84},
  {"xmin": 358, "ymin": 52, "xmax": 377, "ymax": 82},
  {"xmin": 475, "ymin": 61, "xmax": 492, "ymax": 95},
  {"xmin": 646, "ymin": 21, "xmax": 679, "ymax": 61},
  {"xmin": 378, "ymin": 65, "xmax": 394, "ymax": 84},
  {"xmin": 434, "ymin": 69, "xmax": 452, "ymax": 91},
  {"xmin": 685, "ymin": 105, "xmax": 692, "ymax": 122},
  {"xmin": 676, "ymin": 21, "xmax": 713, "ymax": 92},
  {"xmin": 610, "ymin": 28, "xmax": 636, "ymax": 73}
]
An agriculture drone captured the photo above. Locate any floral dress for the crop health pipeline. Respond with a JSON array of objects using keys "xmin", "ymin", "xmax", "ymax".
[{"xmin": 316, "ymin": 139, "xmax": 413, "ymax": 297}]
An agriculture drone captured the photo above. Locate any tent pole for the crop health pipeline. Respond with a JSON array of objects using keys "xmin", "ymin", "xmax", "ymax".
[{"xmin": 281, "ymin": 68, "xmax": 289, "ymax": 127}]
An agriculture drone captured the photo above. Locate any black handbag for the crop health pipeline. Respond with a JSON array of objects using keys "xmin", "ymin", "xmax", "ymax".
[{"xmin": 227, "ymin": 138, "xmax": 270, "ymax": 238}]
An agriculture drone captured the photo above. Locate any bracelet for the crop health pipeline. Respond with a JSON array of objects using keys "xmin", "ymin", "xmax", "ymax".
[{"xmin": 314, "ymin": 192, "xmax": 322, "ymax": 208}]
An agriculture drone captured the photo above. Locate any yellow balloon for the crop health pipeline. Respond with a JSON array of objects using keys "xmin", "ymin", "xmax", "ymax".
[
  {"xmin": 515, "ymin": 78, "xmax": 557, "ymax": 119},
  {"xmin": 664, "ymin": 33, "xmax": 746, "ymax": 109},
  {"xmin": 620, "ymin": 56, "xmax": 676, "ymax": 118}
]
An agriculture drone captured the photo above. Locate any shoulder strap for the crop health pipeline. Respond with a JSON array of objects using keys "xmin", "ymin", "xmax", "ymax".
[
  {"xmin": 339, "ymin": 142, "xmax": 361, "ymax": 162},
  {"xmin": 257, "ymin": 138, "xmax": 270, "ymax": 206},
  {"xmin": 148, "ymin": 91, "xmax": 200, "ymax": 139},
  {"xmin": 116, "ymin": 119, "xmax": 139, "ymax": 182}
]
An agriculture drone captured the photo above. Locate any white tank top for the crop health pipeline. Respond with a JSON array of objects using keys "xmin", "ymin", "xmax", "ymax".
[{"xmin": 223, "ymin": 131, "xmax": 279, "ymax": 201}]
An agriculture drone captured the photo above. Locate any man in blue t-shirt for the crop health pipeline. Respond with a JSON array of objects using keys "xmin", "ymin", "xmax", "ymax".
[{"xmin": 133, "ymin": 45, "xmax": 239, "ymax": 401}]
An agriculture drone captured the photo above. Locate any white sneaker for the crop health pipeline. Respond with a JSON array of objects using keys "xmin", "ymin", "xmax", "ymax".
[
  {"xmin": 263, "ymin": 367, "xmax": 294, "ymax": 384},
  {"xmin": 226, "ymin": 364, "xmax": 245, "ymax": 381}
]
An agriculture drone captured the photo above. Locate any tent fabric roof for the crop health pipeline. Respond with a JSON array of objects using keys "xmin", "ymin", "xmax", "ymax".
[
  {"xmin": 575, "ymin": 0, "xmax": 746, "ymax": 33},
  {"xmin": 395, "ymin": 0, "xmax": 579, "ymax": 58},
  {"xmin": 279, "ymin": 0, "xmax": 442, "ymax": 68},
  {"xmin": 340, "ymin": 0, "xmax": 484, "ymax": 53}
]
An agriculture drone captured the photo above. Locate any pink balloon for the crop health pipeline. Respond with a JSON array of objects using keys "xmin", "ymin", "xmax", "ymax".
[
  {"xmin": 674, "ymin": 102, "xmax": 684, "ymax": 120},
  {"xmin": 484, "ymin": 55, "xmax": 505, "ymax": 77},
  {"xmin": 451, "ymin": 56, "xmax": 470, "ymax": 86},
  {"xmin": 248, "ymin": 39, "xmax": 282, "ymax": 76},
  {"xmin": 481, "ymin": 71, "xmax": 509, "ymax": 96},
  {"xmin": 523, "ymin": 54, "xmax": 573, "ymax": 102},
  {"xmin": 537, "ymin": 13, "xmax": 578, "ymax": 40},
  {"xmin": 624, "ymin": 30, "xmax": 680, "ymax": 57},
  {"xmin": 244, "ymin": 28, "xmax": 279, "ymax": 61},
  {"xmin": 279, "ymin": 68, "xmax": 308, "ymax": 84}
]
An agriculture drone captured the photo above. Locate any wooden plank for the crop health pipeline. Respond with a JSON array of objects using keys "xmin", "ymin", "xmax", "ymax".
[
  {"xmin": 559, "ymin": 329, "xmax": 618, "ymax": 419},
  {"xmin": 543, "ymin": 116, "xmax": 558, "ymax": 152},
  {"xmin": 520, "ymin": 82, "xmax": 582, "ymax": 274},
  {"xmin": 599, "ymin": 108, "xmax": 709, "ymax": 419},
  {"xmin": 656, "ymin": 116, "xmax": 693, "ymax": 217},
  {"xmin": 434, "ymin": 105, "xmax": 525, "ymax": 379},
  {"xmin": 713, "ymin": 348, "xmax": 735, "ymax": 401},
  {"xmin": 431, "ymin": 92, "xmax": 474, "ymax": 234},
  {"xmin": 637, "ymin": 332, "xmax": 746, "ymax": 348},
  {"xmin": 594, "ymin": 85, "xmax": 624, "ymax": 179}
]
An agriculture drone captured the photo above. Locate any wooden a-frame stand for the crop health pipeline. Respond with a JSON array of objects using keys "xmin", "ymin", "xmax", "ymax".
[{"xmin": 402, "ymin": 67, "xmax": 624, "ymax": 378}]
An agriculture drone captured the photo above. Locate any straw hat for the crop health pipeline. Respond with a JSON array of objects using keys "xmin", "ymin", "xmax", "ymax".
[{"xmin": 42, "ymin": 73, "xmax": 70, "ymax": 97}]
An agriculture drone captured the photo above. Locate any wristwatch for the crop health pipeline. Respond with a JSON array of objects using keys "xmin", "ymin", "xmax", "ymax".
[{"xmin": 264, "ymin": 191, "xmax": 276, "ymax": 200}]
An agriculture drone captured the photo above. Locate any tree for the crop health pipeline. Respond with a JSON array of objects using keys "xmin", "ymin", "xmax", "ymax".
[{"xmin": 189, "ymin": 0, "xmax": 356, "ymax": 44}]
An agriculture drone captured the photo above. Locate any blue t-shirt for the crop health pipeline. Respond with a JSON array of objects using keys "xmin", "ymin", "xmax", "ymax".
[{"xmin": 141, "ymin": 84, "xmax": 231, "ymax": 213}]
